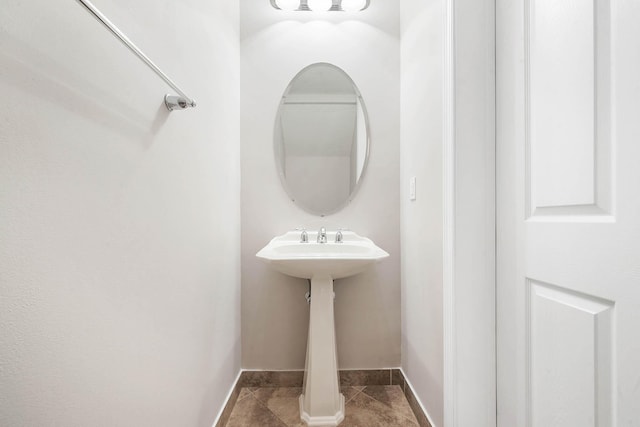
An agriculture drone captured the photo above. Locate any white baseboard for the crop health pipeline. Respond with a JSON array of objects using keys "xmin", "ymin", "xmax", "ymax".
[
  {"xmin": 400, "ymin": 368, "xmax": 439, "ymax": 427},
  {"xmin": 211, "ymin": 369, "xmax": 242, "ymax": 427}
]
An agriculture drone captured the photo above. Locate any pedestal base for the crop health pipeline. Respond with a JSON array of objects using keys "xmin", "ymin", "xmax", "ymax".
[
  {"xmin": 299, "ymin": 277, "xmax": 344, "ymax": 426},
  {"xmin": 299, "ymin": 394, "xmax": 345, "ymax": 427}
]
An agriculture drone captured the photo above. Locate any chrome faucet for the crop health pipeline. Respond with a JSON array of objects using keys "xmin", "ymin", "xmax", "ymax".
[
  {"xmin": 317, "ymin": 227, "xmax": 327, "ymax": 244},
  {"xmin": 335, "ymin": 230, "xmax": 343, "ymax": 243},
  {"xmin": 300, "ymin": 229, "xmax": 308, "ymax": 243}
]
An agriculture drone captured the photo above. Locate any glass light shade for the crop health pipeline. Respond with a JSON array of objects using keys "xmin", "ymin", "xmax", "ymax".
[
  {"xmin": 275, "ymin": 0, "xmax": 300, "ymax": 10},
  {"xmin": 307, "ymin": 0, "xmax": 333, "ymax": 11},
  {"xmin": 341, "ymin": 0, "xmax": 367, "ymax": 11}
]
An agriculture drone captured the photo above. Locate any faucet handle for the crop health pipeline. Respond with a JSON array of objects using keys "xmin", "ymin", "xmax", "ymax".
[
  {"xmin": 317, "ymin": 227, "xmax": 327, "ymax": 244},
  {"xmin": 335, "ymin": 229, "xmax": 344, "ymax": 243},
  {"xmin": 300, "ymin": 229, "xmax": 308, "ymax": 243}
]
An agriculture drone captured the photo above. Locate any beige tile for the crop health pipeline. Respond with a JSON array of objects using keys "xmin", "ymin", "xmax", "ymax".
[
  {"xmin": 252, "ymin": 387, "xmax": 302, "ymax": 403},
  {"xmin": 239, "ymin": 371, "xmax": 304, "ymax": 388},
  {"xmin": 339, "ymin": 369, "xmax": 391, "ymax": 387},
  {"xmin": 237, "ymin": 388, "xmax": 253, "ymax": 401},
  {"xmin": 252, "ymin": 387, "xmax": 304, "ymax": 427},
  {"xmin": 362, "ymin": 386, "xmax": 418, "ymax": 423},
  {"xmin": 225, "ymin": 395, "xmax": 288, "ymax": 427},
  {"xmin": 226, "ymin": 384, "xmax": 422, "ymax": 427},
  {"xmin": 391, "ymin": 369, "xmax": 405, "ymax": 390},
  {"xmin": 341, "ymin": 386, "xmax": 363, "ymax": 403},
  {"xmin": 342, "ymin": 392, "xmax": 419, "ymax": 427}
]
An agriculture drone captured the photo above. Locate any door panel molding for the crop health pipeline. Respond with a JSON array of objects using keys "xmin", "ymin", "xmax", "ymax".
[
  {"xmin": 526, "ymin": 279, "xmax": 615, "ymax": 427},
  {"xmin": 525, "ymin": 0, "xmax": 614, "ymax": 219}
]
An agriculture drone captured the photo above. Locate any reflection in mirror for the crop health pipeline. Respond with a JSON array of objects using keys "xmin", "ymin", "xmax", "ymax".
[{"xmin": 274, "ymin": 63, "xmax": 369, "ymax": 216}]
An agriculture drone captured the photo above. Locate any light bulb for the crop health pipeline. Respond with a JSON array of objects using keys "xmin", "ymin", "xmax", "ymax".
[
  {"xmin": 307, "ymin": 0, "xmax": 333, "ymax": 11},
  {"xmin": 275, "ymin": 0, "xmax": 300, "ymax": 11},
  {"xmin": 341, "ymin": 0, "xmax": 367, "ymax": 12}
]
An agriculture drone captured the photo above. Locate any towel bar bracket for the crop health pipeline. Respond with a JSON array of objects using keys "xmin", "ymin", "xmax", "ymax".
[{"xmin": 165, "ymin": 95, "xmax": 196, "ymax": 111}]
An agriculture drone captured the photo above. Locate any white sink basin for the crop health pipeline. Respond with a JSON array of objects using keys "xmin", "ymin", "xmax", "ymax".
[{"xmin": 256, "ymin": 230, "xmax": 389, "ymax": 280}]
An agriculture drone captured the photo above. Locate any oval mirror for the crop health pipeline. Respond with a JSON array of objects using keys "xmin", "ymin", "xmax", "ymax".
[{"xmin": 274, "ymin": 63, "xmax": 370, "ymax": 216}]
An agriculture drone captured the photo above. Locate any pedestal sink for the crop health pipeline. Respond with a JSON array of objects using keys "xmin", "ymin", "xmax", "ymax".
[{"xmin": 256, "ymin": 230, "xmax": 389, "ymax": 427}]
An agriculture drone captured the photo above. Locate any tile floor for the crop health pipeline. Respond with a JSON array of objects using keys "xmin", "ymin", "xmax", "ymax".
[{"xmin": 225, "ymin": 385, "xmax": 420, "ymax": 427}]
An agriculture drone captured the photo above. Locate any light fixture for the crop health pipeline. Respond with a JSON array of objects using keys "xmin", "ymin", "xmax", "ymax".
[
  {"xmin": 275, "ymin": 0, "xmax": 300, "ymax": 10},
  {"xmin": 307, "ymin": 0, "xmax": 333, "ymax": 11},
  {"xmin": 269, "ymin": 0, "xmax": 370, "ymax": 12},
  {"xmin": 340, "ymin": 0, "xmax": 367, "ymax": 12}
]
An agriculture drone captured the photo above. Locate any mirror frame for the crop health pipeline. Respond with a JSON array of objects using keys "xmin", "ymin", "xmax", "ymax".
[{"xmin": 273, "ymin": 63, "xmax": 371, "ymax": 217}]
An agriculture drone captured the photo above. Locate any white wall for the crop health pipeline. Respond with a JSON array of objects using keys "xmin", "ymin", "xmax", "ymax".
[
  {"xmin": 449, "ymin": 0, "xmax": 496, "ymax": 425},
  {"xmin": 0, "ymin": 1, "xmax": 241, "ymax": 426},
  {"xmin": 241, "ymin": 1, "xmax": 401, "ymax": 370},
  {"xmin": 400, "ymin": 1, "xmax": 445, "ymax": 426},
  {"xmin": 401, "ymin": 1, "xmax": 496, "ymax": 425}
]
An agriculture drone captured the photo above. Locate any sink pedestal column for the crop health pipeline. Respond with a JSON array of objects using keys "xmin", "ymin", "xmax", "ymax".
[{"xmin": 299, "ymin": 277, "xmax": 345, "ymax": 427}]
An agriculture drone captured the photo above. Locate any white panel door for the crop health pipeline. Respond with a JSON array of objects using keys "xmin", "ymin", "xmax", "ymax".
[{"xmin": 497, "ymin": 0, "xmax": 640, "ymax": 426}]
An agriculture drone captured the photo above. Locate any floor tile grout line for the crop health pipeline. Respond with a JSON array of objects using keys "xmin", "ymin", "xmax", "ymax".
[
  {"xmin": 225, "ymin": 392, "xmax": 285, "ymax": 427},
  {"xmin": 344, "ymin": 386, "xmax": 365, "ymax": 404},
  {"xmin": 250, "ymin": 387, "xmax": 300, "ymax": 427},
  {"xmin": 255, "ymin": 392, "xmax": 288, "ymax": 427},
  {"xmin": 359, "ymin": 391, "xmax": 420, "ymax": 426},
  {"xmin": 236, "ymin": 389, "xmax": 252, "ymax": 404},
  {"xmin": 358, "ymin": 386, "xmax": 421, "ymax": 426}
]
